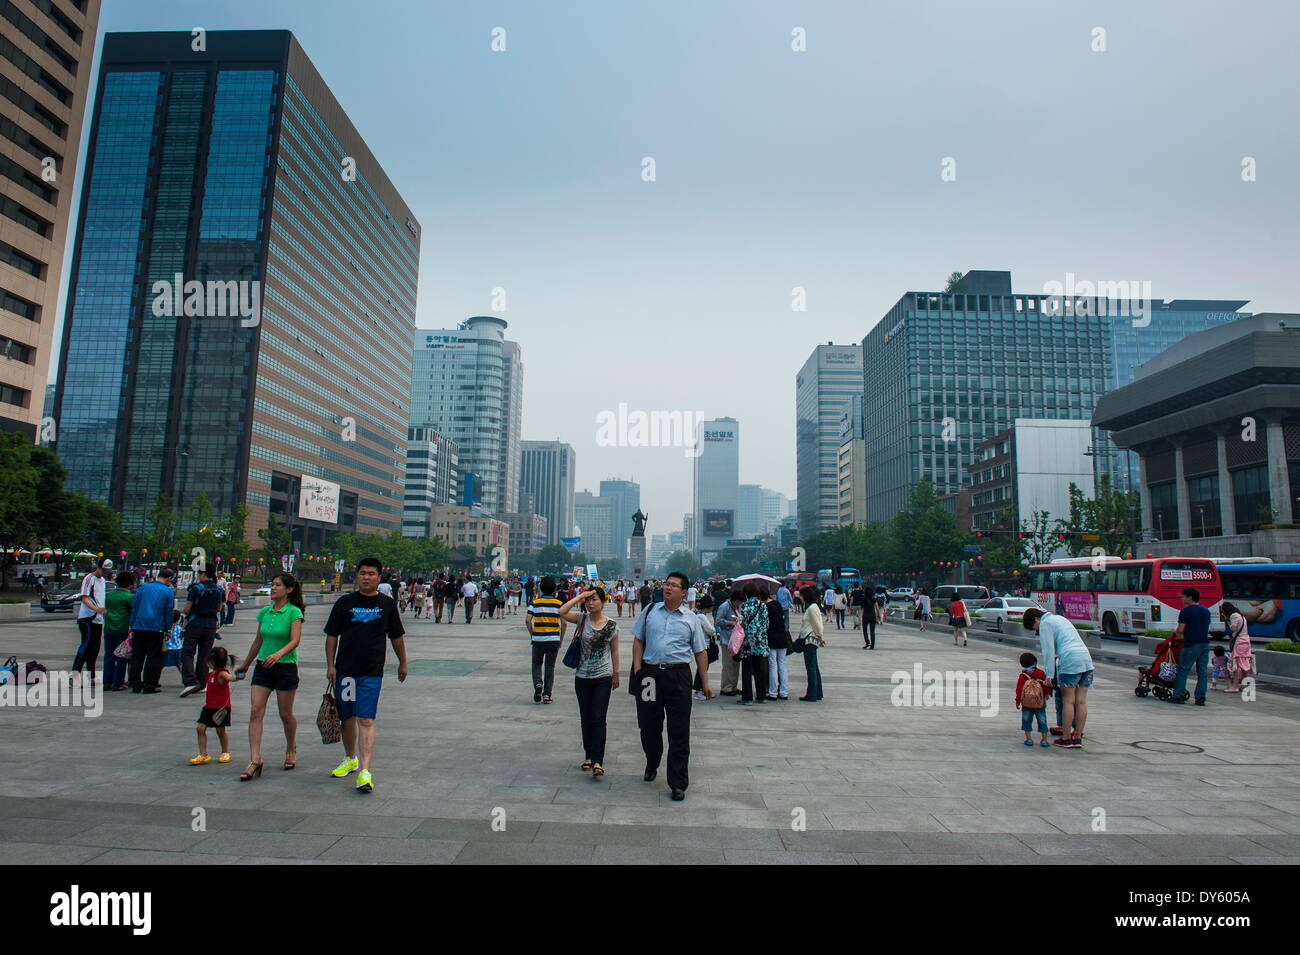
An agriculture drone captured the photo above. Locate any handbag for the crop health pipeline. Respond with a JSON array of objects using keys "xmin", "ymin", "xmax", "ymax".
[
  {"xmin": 316, "ymin": 678, "xmax": 342, "ymax": 744},
  {"xmin": 113, "ymin": 633, "xmax": 134, "ymax": 659},
  {"xmin": 727, "ymin": 618, "xmax": 745, "ymax": 656},
  {"xmin": 1157, "ymin": 661, "xmax": 1178, "ymax": 682},
  {"xmin": 562, "ymin": 613, "xmax": 586, "ymax": 669}
]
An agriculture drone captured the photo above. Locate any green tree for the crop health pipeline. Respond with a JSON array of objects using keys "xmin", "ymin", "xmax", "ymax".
[
  {"xmin": 890, "ymin": 481, "xmax": 966, "ymax": 575},
  {"xmin": 663, "ymin": 549, "xmax": 702, "ymax": 578},
  {"xmin": 944, "ymin": 271, "xmax": 965, "ymax": 292},
  {"xmin": 536, "ymin": 544, "xmax": 573, "ymax": 573},
  {"xmin": 142, "ymin": 494, "xmax": 180, "ymax": 562},
  {"xmin": 1020, "ymin": 509, "xmax": 1067, "ymax": 567},
  {"xmin": 0, "ymin": 432, "xmax": 39, "ymax": 546},
  {"xmin": 1065, "ymin": 474, "xmax": 1141, "ymax": 557},
  {"xmin": 978, "ymin": 507, "xmax": 1025, "ymax": 573}
]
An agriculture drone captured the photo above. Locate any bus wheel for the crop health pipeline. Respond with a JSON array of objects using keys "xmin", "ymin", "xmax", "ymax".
[
  {"xmin": 1103, "ymin": 613, "xmax": 1120, "ymax": 638},
  {"xmin": 1287, "ymin": 618, "xmax": 1300, "ymax": 644}
]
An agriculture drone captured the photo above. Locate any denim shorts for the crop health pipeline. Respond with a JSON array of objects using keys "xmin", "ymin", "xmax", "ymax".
[
  {"xmin": 1020, "ymin": 706, "xmax": 1047, "ymax": 732},
  {"xmin": 335, "ymin": 675, "xmax": 383, "ymax": 721},
  {"xmin": 1055, "ymin": 669, "xmax": 1094, "ymax": 688}
]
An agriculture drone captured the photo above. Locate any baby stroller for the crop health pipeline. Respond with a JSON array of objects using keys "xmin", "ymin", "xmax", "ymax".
[{"xmin": 1135, "ymin": 634, "xmax": 1182, "ymax": 699}]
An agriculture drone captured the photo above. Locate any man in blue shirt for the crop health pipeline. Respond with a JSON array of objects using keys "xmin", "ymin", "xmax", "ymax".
[
  {"xmin": 631, "ymin": 571, "xmax": 711, "ymax": 800},
  {"xmin": 1171, "ymin": 587, "xmax": 1212, "ymax": 705},
  {"xmin": 128, "ymin": 567, "xmax": 176, "ymax": 693}
]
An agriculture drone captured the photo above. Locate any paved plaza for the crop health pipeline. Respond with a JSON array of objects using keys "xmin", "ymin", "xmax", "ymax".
[{"xmin": 2, "ymin": 601, "xmax": 1299, "ymax": 865}]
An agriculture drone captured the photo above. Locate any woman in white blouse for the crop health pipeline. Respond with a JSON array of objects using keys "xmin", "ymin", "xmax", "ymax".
[{"xmin": 799, "ymin": 588, "xmax": 827, "ymax": 701}]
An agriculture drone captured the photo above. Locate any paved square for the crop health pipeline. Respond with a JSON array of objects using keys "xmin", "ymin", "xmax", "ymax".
[{"xmin": 3, "ymin": 604, "xmax": 1299, "ymax": 864}]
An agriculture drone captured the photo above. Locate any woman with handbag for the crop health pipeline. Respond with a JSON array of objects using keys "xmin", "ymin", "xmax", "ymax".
[
  {"xmin": 1223, "ymin": 602, "xmax": 1255, "ymax": 692},
  {"xmin": 714, "ymin": 589, "xmax": 744, "ymax": 695},
  {"xmin": 797, "ymin": 587, "xmax": 827, "ymax": 701},
  {"xmin": 737, "ymin": 582, "xmax": 769, "ymax": 705},
  {"xmin": 235, "ymin": 573, "xmax": 305, "ymax": 778},
  {"xmin": 949, "ymin": 596, "xmax": 970, "ymax": 647},
  {"xmin": 557, "ymin": 587, "xmax": 619, "ymax": 777}
]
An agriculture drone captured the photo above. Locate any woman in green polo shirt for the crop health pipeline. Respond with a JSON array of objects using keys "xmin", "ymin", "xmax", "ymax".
[{"xmin": 235, "ymin": 573, "xmax": 305, "ymax": 777}]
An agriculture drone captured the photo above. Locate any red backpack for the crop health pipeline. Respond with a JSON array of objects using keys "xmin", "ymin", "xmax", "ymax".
[{"xmin": 1021, "ymin": 674, "xmax": 1045, "ymax": 709}]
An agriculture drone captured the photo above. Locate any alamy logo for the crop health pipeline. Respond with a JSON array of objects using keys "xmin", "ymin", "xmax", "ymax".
[
  {"xmin": 594, "ymin": 404, "xmax": 705, "ymax": 458},
  {"xmin": 890, "ymin": 663, "xmax": 999, "ymax": 717},
  {"xmin": 1040, "ymin": 273, "xmax": 1153, "ymax": 328},
  {"xmin": 151, "ymin": 273, "xmax": 261, "ymax": 327},
  {"xmin": 50, "ymin": 885, "xmax": 151, "ymax": 935},
  {"xmin": 1, "ymin": 669, "xmax": 102, "ymax": 718}
]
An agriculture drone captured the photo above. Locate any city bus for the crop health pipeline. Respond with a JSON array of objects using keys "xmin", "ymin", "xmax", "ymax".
[
  {"xmin": 817, "ymin": 567, "xmax": 862, "ymax": 591},
  {"xmin": 1214, "ymin": 560, "xmax": 1300, "ymax": 643},
  {"xmin": 1028, "ymin": 557, "xmax": 1222, "ymax": 640}
]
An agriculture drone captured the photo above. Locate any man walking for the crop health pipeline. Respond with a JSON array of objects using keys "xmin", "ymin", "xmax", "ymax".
[
  {"xmin": 631, "ymin": 572, "xmax": 711, "ymax": 801},
  {"xmin": 71, "ymin": 558, "xmax": 110, "ymax": 682},
  {"xmin": 461, "ymin": 577, "xmax": 479, "ymax": 623},
  {"xmin": 432, "ymin": 573, "xmax": 447, "ymax": 623},
  {"xmin": 128, "ymin": 567, "xmax": 176, "ymax": 693},
  {"xmin": 178, "ymin": 565, "xmax": 225, "ymax": 697},
  {"xmin": 325, "ymin": 557, "xmax": 409, "ymax": 792},
  {"xmin": 525, "ymin": 575, "xmax": 566, "ymax": 703},
  {"xmin": 1170, "ymin": 587, "xmax": 1211, "ymax": 706},
  {"xmin": 638, "ymin": 580, "xmax": 652, "ymax": 610}
]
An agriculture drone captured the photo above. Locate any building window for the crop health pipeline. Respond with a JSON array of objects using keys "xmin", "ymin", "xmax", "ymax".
[
  {"xmin": 1149, "ymin": 481, "xmax": 1178, "ymax": 540},
  {"xmin": 1186, "ymin": 474, "xmax": 1221, "ymax": 538},
  {"xmin": 1232, "ymin": 465, "xmax": 1270, "ymax": 532}
]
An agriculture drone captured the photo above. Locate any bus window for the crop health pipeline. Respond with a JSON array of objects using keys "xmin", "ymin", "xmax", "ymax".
[{"xmin": 1031, "ymin": 569, "xmax": 1050, "ymax": 591}]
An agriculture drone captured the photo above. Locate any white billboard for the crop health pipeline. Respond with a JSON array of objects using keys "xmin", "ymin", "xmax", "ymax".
[{"xmin": 298, "ymin": 475, "xmax": 340, "ymax": 524}]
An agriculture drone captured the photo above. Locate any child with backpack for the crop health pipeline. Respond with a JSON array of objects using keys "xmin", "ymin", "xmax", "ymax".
[
  {"xmin": 190, "ymin": 646, "xmax": 234, "ymax": 765},
  {"xmin": 1015, "ymin": 651, "xmax": 1051, "ymax": 748}
]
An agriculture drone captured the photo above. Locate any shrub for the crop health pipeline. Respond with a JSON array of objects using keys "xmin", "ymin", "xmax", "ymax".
[
  {"xmin": 1264, "ymin": 640, "xmax": 1300, "ymax": 654},
  {"xmin": 1144, "ymin": 629, "xmax": 1174, "ymax": 638},
  {"xmin": 0, "ymin": 597, "xmax": 26, "ymax": 604}
]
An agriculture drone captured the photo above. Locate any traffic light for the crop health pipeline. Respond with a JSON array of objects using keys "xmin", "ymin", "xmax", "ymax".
[
  {"xmin": 975, "ymin": 530, "xmax": 984, "ymax": 538},
  {"xmin": 1057, "ymin": 533, "xmax": 1067, "ymax": 541}
]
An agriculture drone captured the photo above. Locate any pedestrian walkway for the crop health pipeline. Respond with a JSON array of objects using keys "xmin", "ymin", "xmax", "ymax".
[{"xmin": 2, "ymin": 603, "xmax": 1298, "ymax": 864}]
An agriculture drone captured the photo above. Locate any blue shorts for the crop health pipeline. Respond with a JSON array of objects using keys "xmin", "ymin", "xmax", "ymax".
[
  {"xmin": 1055, "ymin": 669, "xmax": 1094, "ymax": 688},
  {"xmin": 335, "ymin": 675, "xmax": 383, "ymax": 721}
]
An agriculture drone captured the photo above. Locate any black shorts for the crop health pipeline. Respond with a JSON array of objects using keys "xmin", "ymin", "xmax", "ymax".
[
  {"xmin": 250, "ymin": 661, "xmax": 300, "ymax": 692},
  {"xmin": 198, "ymin": 706, "xmax": 231, "ymax": 728}
]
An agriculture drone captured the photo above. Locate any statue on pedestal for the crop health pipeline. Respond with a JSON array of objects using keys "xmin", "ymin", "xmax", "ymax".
[{"xmin": 631, "ymin": 509, "xmax": 648, "ymax": 538}]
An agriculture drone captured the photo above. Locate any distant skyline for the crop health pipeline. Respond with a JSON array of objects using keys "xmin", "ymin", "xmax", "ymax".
[{"xmin": 53, "ymin": 0, "xmax": 1300, "ymax": 536}]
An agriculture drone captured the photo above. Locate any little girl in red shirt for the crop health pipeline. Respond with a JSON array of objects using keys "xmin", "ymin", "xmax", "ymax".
[{"xmin": 190, "ymin": 646, "xmax": 235, "ymax": 765}]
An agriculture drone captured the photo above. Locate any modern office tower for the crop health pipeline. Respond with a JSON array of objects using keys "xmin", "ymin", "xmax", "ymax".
[
  {"xmin": 502, "ymin": 509, "xmax": 547, "ymax": 557},
  {"xmin": 760, "ymin": 488, "xmax": 790, "ymax": 535},
  {"xmin": 737, "ymin": 484, "xmax": 763, "ymax": 537},
  {"xmin": 693, "ymin": 416, "xmax": 739, "ymax": 561},
  {"xmin": 648, "ymin": 533, "xmax": 669, "ymax": 565},
  {"xmin": 55, "ymin": 30, "xmax": 417, "ymax": 552},
  {"xmin": 861, "ymin": 270, "xmax": 1250, "ymax": 523},
  {"xmin": 520, "ymin": 439, "xmax": 575, "ymax": 545},
  {"xmin": 796, "ymin": 343, "xmax": 862, "ymax": 538},
  {"xmin": 1, "ymin": 0, "xmax": 101, "ymax": 438},
  {"xmin": 837, "ymin": 394, "xmax": 867, "ymax": 526},
  {"xmin": 402, "ymin": 425, "xmax": 459, "ymax": 537},
  {"xmin": 599, "ymin": 478, "xmax": 640, "ymax": 560},
  {"xmin": 574, "ymin": 489, "xmax": 615, "ymax": 559},
  {"xmin": 410, "ymin": 315, "xmax": 522, "ymax": 518}
]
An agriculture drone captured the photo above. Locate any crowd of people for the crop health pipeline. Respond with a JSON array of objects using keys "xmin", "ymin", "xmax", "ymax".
[{"xmin": 55, "ymin": 554, "xmax": 1255, "ymax": 799}]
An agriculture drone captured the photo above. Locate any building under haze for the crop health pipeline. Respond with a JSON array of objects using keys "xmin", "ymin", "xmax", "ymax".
[
  {"xmin": 599, "ymin": 478, "xmax": 640, "ymax": 561},
  {"xmin": 1, "ymin": 0, "xmax": 101, "ymax": 439},
  {"xmin": 574, "ymin": 489, "xmax": 615, "ymax": 560},
  {"xmin": 55, "ymin": 30, "xmax": 418, "ymax": 551},
  {"xmin": 693, "ymin": 417, "xmax": 739, "ymax": 562},
  {"xmin": 796, "ymin": 343, "xmax": 862, "ymax": 538},
  {"xmin": 520, "ymin": 440, "xmax": 575, "ymax": 546},
  {"xmin": 861, "ymin": 270, "xmax": 1249, "ymax": 523},
  {"xmin": 410, "ymin": 316, "xmax": 522, "ymax": 518}
]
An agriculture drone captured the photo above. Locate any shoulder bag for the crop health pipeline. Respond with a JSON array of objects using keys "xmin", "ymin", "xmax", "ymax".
[{"xmin": 562, "ymin": 612, "xmax": 587, "ymax": 669}]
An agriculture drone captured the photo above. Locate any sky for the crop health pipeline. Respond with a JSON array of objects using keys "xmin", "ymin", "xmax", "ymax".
[{"xmin": 59, "ymin": 0, "xmax": 1300, "ymax": 537}]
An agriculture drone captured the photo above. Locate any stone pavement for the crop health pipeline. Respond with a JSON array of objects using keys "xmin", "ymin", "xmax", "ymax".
[{"xmin": 2, "ymin": 601, "xmax": 1299, "ymax": 865}]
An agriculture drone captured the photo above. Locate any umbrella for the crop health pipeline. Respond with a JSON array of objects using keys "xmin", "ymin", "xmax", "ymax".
[{"xmin": 732, "ymin": 573, "xmax": 781, "ymax": 587}]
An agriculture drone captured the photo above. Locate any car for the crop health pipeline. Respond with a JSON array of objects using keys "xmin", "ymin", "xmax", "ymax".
[
  {"xmin": 932, "ymin": 585, "xmax": 991, "ymax": 614},
  {"xmin": 39, "ymin": 581, "xmax": 118, "ymax": 613},
  {"xmin": 253, "ymin": 584, "xmax": 272, "ymax": 596},
  {"xmin": 972, "ymin": 596, "xmax": 1040, "ymax": 632},
  {"xmin": 885, "ymin": 589, "xmax": 915, "ymax": 604}
]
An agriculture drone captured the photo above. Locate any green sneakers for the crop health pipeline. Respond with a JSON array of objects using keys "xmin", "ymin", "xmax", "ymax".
[
  {"xmin": 331, "ymin": 756, "xmax": 359, "ymax": 778},
  {"xmin": 356, "ymin": 769, "xmax": 374, "ymax": 793}
]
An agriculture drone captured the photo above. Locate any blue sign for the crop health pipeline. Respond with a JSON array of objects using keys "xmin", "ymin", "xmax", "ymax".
[{"xmin": 963, "ymin": 545, "xmax": 982, "ymax": 552}]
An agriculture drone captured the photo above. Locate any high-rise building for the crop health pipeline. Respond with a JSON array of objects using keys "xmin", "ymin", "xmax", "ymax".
[
  {"xmin": 599, "ymin": 478, "xmax": 640, "ymax": 560},
  {"xmin": 1, "ymin": 0, "xmax": 101, "ymax": 439},
  {"xmin": 760, "ymin": 488, "xmax": 790, "ymax": 535},
  {"xmin": 796, "ymin": 343, "xmax": 862, "ymax": 537},
  {"xmin": 410, "ymin": 315, "xmax": 522, "ymax": 517},
  {"xmin": 574, "ymin": 489, "xmax": 614, "ymax": 559},
  {"xmin": 502, "ymin": 509, "xmax": 547, "ymax": 557},
  {"xmin": 837, "ymin": 394, "xmax": 867, "ymax": 526},
  {"xmin": 55, "ymin": 30, "xmax": 417, "ymax": 552},
  {"xmin": 693, "ymin": 417, "xmax": 739, "ymax": 561},
  {"xmin": 861, "ymin": 270, "xmax": 1249, "ymax": 523},
  {"xmin": 649, "ymin": 533, "xmax": 670, "ymax": 566},
  {"xmin": 402, "ymin": 425, "xmax": 458, "ymax": 537},
  {"xmin": 682, "ymin": 512, "xmax": 696, "ymax": 555},
  {"xmin": 520, "ymin": 440, "xmax": 575, "ymax": 545},
  {"xmin": 737, "ymin": 484, "xmax": 763, "ymax": 537}
]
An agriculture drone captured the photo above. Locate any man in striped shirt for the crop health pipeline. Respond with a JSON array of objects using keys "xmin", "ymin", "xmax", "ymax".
[{"xmin": 526, "ymin": 575, "xmax": 567, "ymax": 704}]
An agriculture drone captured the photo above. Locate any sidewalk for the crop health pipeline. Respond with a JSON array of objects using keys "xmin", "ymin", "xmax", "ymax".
[{"xmin": 2, "ymin": 603, "xmax": 1298, "ymax": 864}]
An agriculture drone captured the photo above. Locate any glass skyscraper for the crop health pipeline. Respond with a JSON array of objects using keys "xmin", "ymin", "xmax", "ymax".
[
  {"xmin": 55, "ymin": 31, "xmax": 419, "ymax": 551},
  {"xmin": 860, "ymin": 270, "xmax": 1249, "ymax": 522}
]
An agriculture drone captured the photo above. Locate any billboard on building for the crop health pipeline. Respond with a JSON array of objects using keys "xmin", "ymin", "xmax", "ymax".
[
  {"xmin": 560, "ymin": 537, "xmax": 582, "ymax": 553},
  {"xmin": 702, "ymin": 509, "xmax": 734, "ymax": 536},
  {"xmin": 299, "ymin": 475, "xmax": 340, "ymax": 524}
]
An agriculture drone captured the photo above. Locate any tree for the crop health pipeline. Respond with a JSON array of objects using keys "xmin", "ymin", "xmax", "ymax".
[
  {"xmin": 890, "ymin": 481, "xmax": 966, "ymax": 577},
  {"xmin": 0, "ymin": 433, "xmax": 39, "ymax": 547},
  {"xmin": 944, "ymin": 271, "xmax": 964, "ymax": 292},
  {"xmin": 1065, "ymin": 474, "xmax": 1141, "ymax": 558},
  {"xmin": 978, "ymin": 507, "xmax": 1025, "ymax": 573},
  {"xmin": 536, "ymin": 544, "xmax": 574, "ymax": 573},
  {"xmin": 1020, "ymin": 509, "xmax": 1067, "ymax": 567},
  {"xmin": 142, "ymin": 494, "xmax": 180, "ymax": 563},
  {"xmin": 662, "ymin": 549, "xmax": 702, "ymax": 578}
]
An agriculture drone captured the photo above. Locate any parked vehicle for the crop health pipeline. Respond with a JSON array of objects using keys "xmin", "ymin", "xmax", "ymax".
[
  {"xmin": 39, "ymin": 581, "xmax": 118, "ymax": 613},
  {"xmin": 932, "ymin": 584, "xmax": 990, "ymax": 614},
  {"xmin": 971, "ymin": 596, "xmax": 1039, "ymax": 632}
]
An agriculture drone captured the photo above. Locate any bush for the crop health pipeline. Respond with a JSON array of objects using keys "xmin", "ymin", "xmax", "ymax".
[
  {"xmin": 1144, "ymin": 629, "xmax": 1174, "ymax": 638},
  {"xmin": 0, "ymin": 596, "xmax": 26, "ymax": 604},
  {"xmin": 1264, "ymin": 640, "xmax": 1300, "ymax": 654}
]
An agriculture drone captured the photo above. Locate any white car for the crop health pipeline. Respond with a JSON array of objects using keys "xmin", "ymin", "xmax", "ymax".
[
  {"xmin": 886, "ymin": 589, "xmax": 915, "ymax": 604},
  {"xmin": 972, "ymin": 597, "xmax": 1039, "ymax": 631},
  {"xmin": 254, "ymin": 584, "xmax": 272, "ymax": 596}
]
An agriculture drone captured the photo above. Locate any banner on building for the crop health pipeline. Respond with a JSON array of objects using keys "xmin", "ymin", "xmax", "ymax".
[
  {"xmin": 299, "ymin": 475, "xmax": 340, "ymax": 524},
  {"xmin": 560, "ymin": 537, "xmax": 582, "ymax": 553}
]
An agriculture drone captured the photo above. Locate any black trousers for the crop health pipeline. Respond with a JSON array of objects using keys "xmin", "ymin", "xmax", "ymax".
[
  {"xmin": 531, "ymin": 641, "xmax": 559, "ymax": 696},
  {"xmin": 128, "ymin": 630, "xmax": 165, "ymax": 690},
  {"xmin": 181, "ymin": 622, "xmax": 217, "ymax": 687},
  {"xmin": 862, "ymin": 614, "xmax": 876, "ymax": 648},
  {"xmin": 740, "ymin": 655, "xmax": 768, "ymax": 701},
  {"xmin": 463, "ymin": 597, "xmax": 475, "ymax": 622},
  {"xmin": 634, "ymin": 665, "xmax": 692, "ymax": 791},
  {"xmin": 73, "ymin": 619, "xmax": 102, "ymax": 675},
  {"xmin": 574, "ymin": 675, "xmax": 613, "ymax": 762}
]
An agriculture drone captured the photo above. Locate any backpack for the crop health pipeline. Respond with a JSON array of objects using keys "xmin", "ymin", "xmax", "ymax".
[
  {"xmin": 1021, "ymin": 675, "xmax": 1045, "ymax": 709},
  {"xmin": 189, "ymin": 581, "xmax": 224, "ymax": 618}
]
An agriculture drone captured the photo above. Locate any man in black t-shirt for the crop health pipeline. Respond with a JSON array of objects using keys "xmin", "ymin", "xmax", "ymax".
[{"xmin": 324, "ymin": 557, "xmax": 408, "ymax": 793}]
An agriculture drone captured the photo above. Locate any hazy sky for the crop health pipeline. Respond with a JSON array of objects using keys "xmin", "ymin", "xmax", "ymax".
[{"xmin": 62, "ymin": 0, "xmax": 1300, "ymax": 536}]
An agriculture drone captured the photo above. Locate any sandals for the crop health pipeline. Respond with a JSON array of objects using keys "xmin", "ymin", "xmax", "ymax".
[
  {"xmin": 283, "ymin": 749, "xmax": 297, "ymax": 771},
  {"xmin": 591, "ymin": 763, "xmax": 605, "ymax": 777},
  {"xmin": 239, "ymin": 761, "xmax": 264, "ymax": 781},
  {"xmin": 189, "ymin": 754, "xmax": 212, "ymax": 765},
  {"xmin": 218, "ymin": 753, "xmax": 232, "ymax": 763},
  {"xmin": 580, "ymin": 760, "xmax": 593, "ymax": 771}
]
